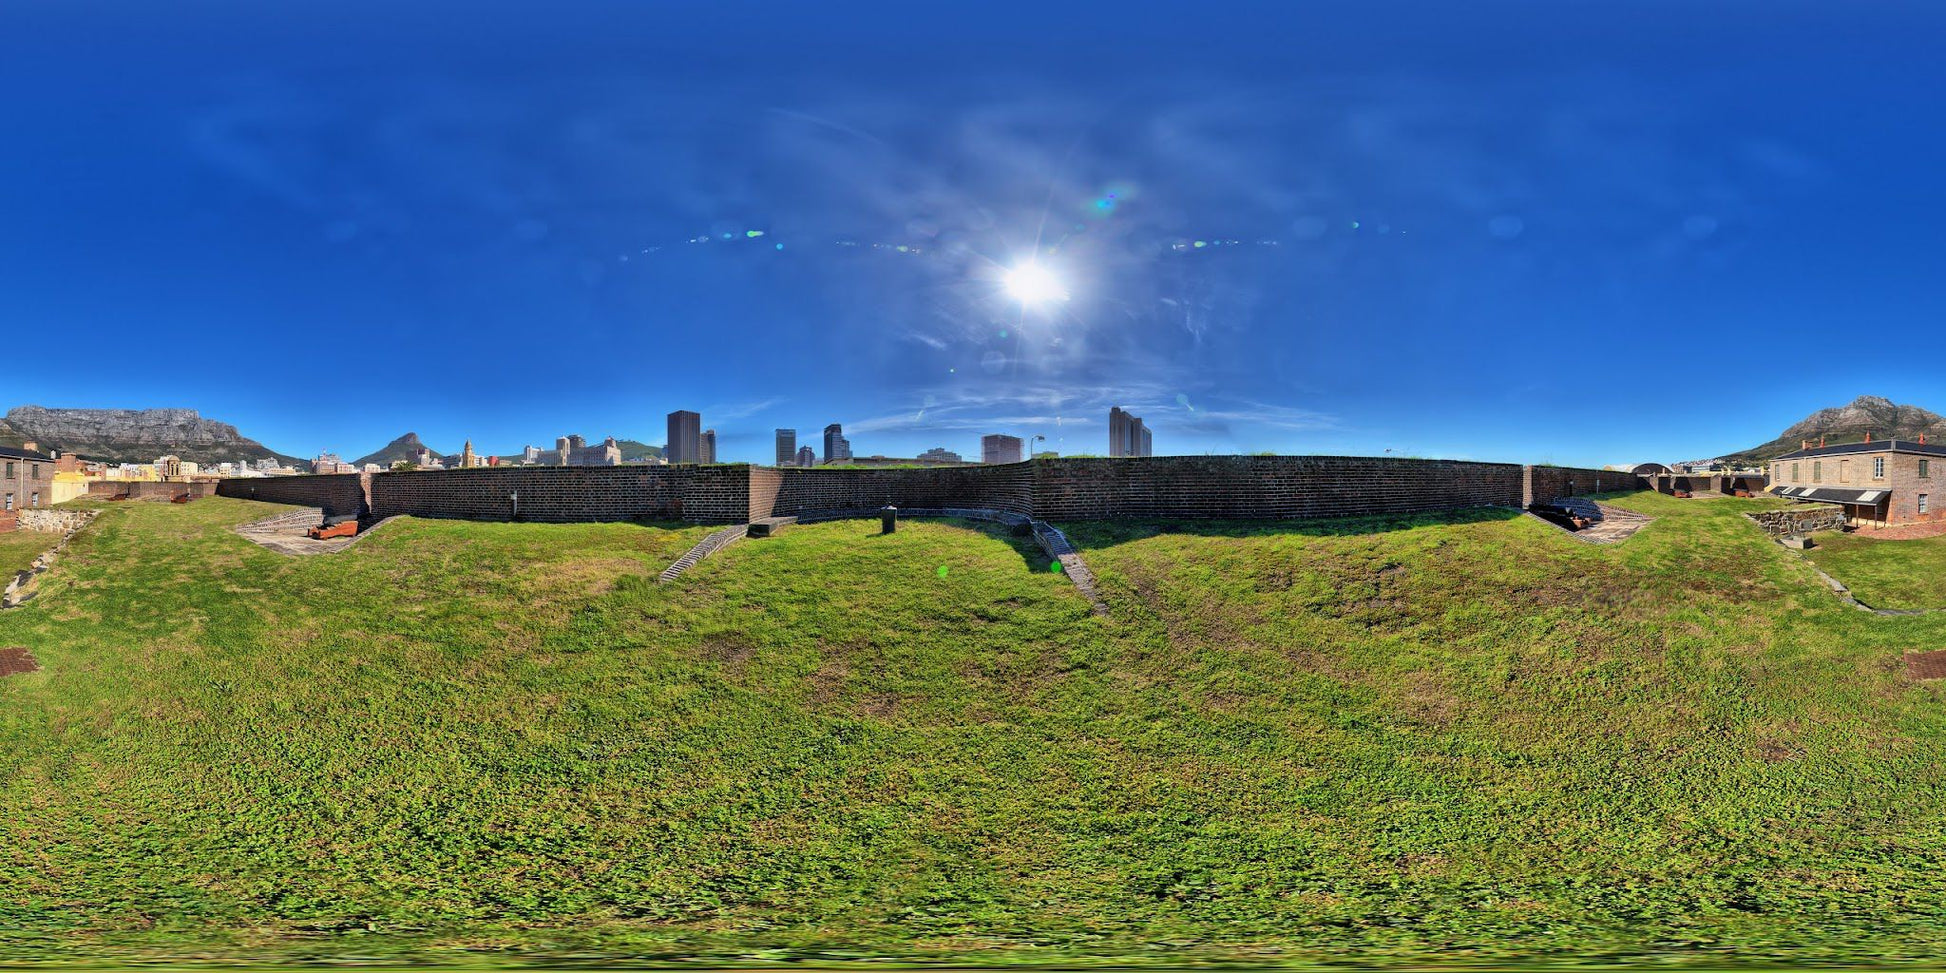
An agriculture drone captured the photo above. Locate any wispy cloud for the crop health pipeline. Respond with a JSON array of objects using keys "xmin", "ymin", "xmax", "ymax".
[{"xmin": 702, "ymin": 398, "xmax": 783, "ymax": 422}]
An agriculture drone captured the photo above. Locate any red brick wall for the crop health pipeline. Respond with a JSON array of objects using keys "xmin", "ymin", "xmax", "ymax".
[
  {"xmin": 755, "ymin": 465, "xmax": 1036, "ymax": 520},
  {"xmin": 367, "ymin": 465, "xmax": 750, "ymax": 524},
  {"xmin": 210, "ymin": 457, "xmax": 1651, "ymax": 528},
  {"xmin": 1523, "ymin": 467, "xmax": 1649, "ymax": 507},
  {"xmin": 215, "ymin": 475, "xmax": 364, "ymax": 517},
  {"xmin": 1031, "ymin": 456, "xmax": 1527, "ymax": 520}
]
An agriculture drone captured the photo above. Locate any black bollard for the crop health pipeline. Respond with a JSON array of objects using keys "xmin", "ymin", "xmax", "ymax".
[{"xmin": 880, "ymin": 505, "xmax": 898, "ymax": 534}]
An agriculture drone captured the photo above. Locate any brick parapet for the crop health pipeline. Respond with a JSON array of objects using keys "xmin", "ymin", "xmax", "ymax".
[{"xmin": 207, "ymin": 456, "xmax": 1656, "ymax": 529}]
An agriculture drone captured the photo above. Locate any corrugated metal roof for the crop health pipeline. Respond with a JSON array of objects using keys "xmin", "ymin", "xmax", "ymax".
[
  {"xmin": 1773, "ymin": 486, "xmax": 1889, "ymax": 504},
  {"xmin": 1772, "ymin": 439, "xmax": 1946, "ymax": 461}
]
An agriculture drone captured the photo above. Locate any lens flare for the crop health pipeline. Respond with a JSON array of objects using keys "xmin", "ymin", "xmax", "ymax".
[{"xmin": 1002, "ymin": 262, "xmax": 1069, "ymax": 305}]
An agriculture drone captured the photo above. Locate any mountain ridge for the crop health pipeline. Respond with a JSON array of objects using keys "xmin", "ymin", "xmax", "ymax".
[
  {"xmin": 0, "ymin": 405, "xmax": 306, "ymax": 467},
  {"xmin": 1725, "ymin": 395, "xmax": 1946, "ymax": 464}
]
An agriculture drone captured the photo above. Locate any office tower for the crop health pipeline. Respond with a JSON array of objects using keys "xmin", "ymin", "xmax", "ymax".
[
  {"xmin": 775, "ymin": 429, "xmax": 796, "ymax": 466},
  {"xmin": 795, "ymin": 446, "xmax": 816, "ymax": 467},
  {"xmin": 1140, "ymin": 424, "xmax": 1153, "ymax": 457},
  {"xmin": 700, "ymin": 429, "xmax": 717, "ymax": 464},
  {"xmin": 981, "ymin": 434, "xmax": 1025, "ymax": 464},
  {"xmin": 667, "ymin": 411, "xmax": 702, "ymax": 464},
  {"xmin": 822, "ymin": 423, "xmax": 852, "ymax": 464}
]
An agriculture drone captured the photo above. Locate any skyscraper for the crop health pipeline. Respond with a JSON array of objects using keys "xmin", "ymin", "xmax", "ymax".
[
  {"xmin": 667, "ymin": 411, "xmax": 701, "ymax": 464},
  {"xmin": 1109, "ymin": 407, "xmax": 1151, "ymax": 457},
  {"xmin": 700, "ymin": 429, "xmax": 717, "ymax": 464},
  {"xmin": 795, "ymin": 446, "xmax": 816, "ymax": 467},
  {"xmin": 981, "ymin": 434, "xmax": 1024, "ymax": 464},
  {"xmin": 822, "ymin": 423, "xmax": 852, "ymax": 464},
  {"xmin": 774, "ymin": 428, "xmax": 796, "ymax": 467}
]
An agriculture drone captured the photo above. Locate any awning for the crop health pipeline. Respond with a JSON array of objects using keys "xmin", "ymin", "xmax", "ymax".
[{"xmin": 1772, "ymin": 486, "xmax": 1889, "ymax": 505}]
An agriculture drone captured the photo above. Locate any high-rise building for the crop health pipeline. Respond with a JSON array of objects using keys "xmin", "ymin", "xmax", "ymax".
[
  {"xmin": 822, "ymin": 423, "xmax": 852, "ymax": 464},
  {"xmin": 700, "ymin": 429, "xmax": 717, "ymax": 464},
  {"xmin": 795, "ymin": 446, "xmax": 816, "ymax": 467},
  {"xmin": 919, "ymin": 447, "xmax": 964, "ymax": 464},
  {"xmin": 521, "ymin": 445, "xmax": 542, "ymax": 464},
  {"xmin": 981, "ymin": 434, "xmax": 1025, "ymax": 464},
  {"xmin": 1109, "ymin": 407, "xmax": 1151, "ymax": 457},
  {"xmin": 667, "ymin": 411, "xmax": 702, "ymax": 464},
  {"xmin": 775, "ymin": 429, "xmax": 797, "ymax": 466}
]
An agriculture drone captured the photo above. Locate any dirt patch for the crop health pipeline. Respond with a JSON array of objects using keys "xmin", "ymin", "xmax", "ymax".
[
  {"xmin": 1906, "ymin": 650, "xmax": 1946, "ymax": 681},
  {"xmin": 0, "ymin": 647, "xmax": 41, "ymax": 677},
  {"xmin": 705, "ymin": 635, "xmax": 759, "ymax": 679},
  {"xmin": 1863, "ymin": 522, "xmax": 1946, "ymax": 542}
]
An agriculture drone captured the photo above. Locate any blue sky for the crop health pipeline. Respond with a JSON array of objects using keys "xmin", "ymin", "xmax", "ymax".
[{"xmin": 4, "ymin": 1, "xmax": 1942, "ymax": 465}]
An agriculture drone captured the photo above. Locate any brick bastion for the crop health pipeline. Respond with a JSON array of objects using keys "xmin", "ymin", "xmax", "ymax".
[{"xmin": 217, "ymin": 457, "xmax": 1647, "ymax": 527}]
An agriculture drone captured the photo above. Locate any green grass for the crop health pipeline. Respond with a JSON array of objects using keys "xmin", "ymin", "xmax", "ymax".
[
  {"xmin": 1803, "ymin": 530, "xmax": 1946, "ymax": 610},
  {"xmin": 0, "ymin": 527, "xmax": 54, "ymax": 577},
  {"xmin": 4, "ymin": 492, "xmax": 1946, "ymax": 966}
]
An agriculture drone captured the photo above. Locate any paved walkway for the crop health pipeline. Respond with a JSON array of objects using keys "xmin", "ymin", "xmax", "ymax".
[{"xmin": 234, "ymin": 508, "xmax": 396, "ymax": 555}]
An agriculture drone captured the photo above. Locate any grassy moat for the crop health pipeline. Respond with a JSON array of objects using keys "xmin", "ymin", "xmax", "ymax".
[{"xmin": 4, "ymin": 492, "xmax": 1946, "ymax": 966}]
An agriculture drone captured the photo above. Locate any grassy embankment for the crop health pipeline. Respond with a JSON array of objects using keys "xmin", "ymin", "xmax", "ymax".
[
  {"xmin": 0, "ymin": 528, "xmax": 53, "ymax": 577},
  {"xmin": 4, "ymin": 491, "xmax": 1946, "ymax": 966},
  {"xmin": 1802, "ymin": 529, "xmax": 1946, "ymax": 611}
]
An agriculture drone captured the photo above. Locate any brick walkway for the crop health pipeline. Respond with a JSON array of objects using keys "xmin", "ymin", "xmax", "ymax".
[{"xmin": 1858, "ymin": 522, "xmax": 1946, "ymax": 542}]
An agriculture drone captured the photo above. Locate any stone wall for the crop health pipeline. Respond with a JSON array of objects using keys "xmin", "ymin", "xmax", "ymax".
[
  {"xmin": 16, "ymin": 508, "xmax": 96, "ymax": 533},
  {"xmin": 215, "ymin": 475, "xmax": 366, "ymax": 519},
  {"xmin": 1747, "ymin": 505, "xmax": 1848, "ymax": 536},
  {"xmin": 1523, "ymin": 466, "xmax": 1648, "ymax": 507},
  {"xmin": 367, "ymin": 465, "xmax": 750, "ymax": 524},
  {"xmin": 1030, "ymin": 456, "xmax": 1526, "ymax": 520}
]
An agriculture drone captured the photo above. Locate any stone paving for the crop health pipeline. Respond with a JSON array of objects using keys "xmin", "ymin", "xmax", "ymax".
[{"xmin": 233, "ymin": 508, "xmax": 396, "ymax": 555}]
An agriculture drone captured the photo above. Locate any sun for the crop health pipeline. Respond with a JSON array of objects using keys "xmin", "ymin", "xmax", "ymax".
[{"xmin": 1002, "ymin": 262, "xmax": 1069, "ymax": 306}]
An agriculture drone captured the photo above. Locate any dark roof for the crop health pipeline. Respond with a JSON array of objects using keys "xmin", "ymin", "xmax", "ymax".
[
  {"xmin": 0, "ymin": 445, "xmax": 54, "ymax": 462},
  {"xmin": 1772, "ymin": 439, "xmax": 1946, "ymax": 461},
  {"xmin": 1772, "ymin": 486, "xmax": 1890, "ymax": 505}
]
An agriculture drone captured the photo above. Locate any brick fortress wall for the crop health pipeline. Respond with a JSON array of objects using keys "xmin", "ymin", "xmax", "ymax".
[
  {"xmin": 751, "ymin": 465, "xmax": 1036, "ymax": 520},
  {"xmin": 1523, "ymin": 467, "xmax": 1650, "ymax": 507},
  {"xmin": 217, "ymin": 457, "xmax": 1649, "ymax": 528},
  {"xmin": 215, "ymin": 474, "xmax": 365, "ymax": 518},
  {"xmin": 1032, "ymin": 456, "xmax": 1528, "ymax": 520},
  {"xmin": 367, "ymin": 465, "xmax": 751, "ymax": 524}
]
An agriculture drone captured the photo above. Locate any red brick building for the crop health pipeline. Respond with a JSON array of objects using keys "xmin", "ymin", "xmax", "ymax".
[
  {"xmin": 1, "ymin": 443, "xmax": 56, "ymax": 530},
  {"xmin": 1769, "ymin": 440, "xmax": 1944, "ymax": 529}
]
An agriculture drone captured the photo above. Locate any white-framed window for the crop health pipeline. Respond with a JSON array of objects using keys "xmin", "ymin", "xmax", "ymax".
[
  {"xmin": 3, "ymin": 493, "xmax": 11, "ymax": 511},
  {"xmin": 29, "ymin": 492, "xmax": 38, "ymax": 507},
  {"xmin": 1923, "ymin": 459, "xmax": 1932, "ymax": 479},
  {"xmin": 1874, "ymin": 456, "xmax": 1886, "ymax": 479},
  {"xmin": 1922, "ymin": 494, "xmax": 1932, "ymax": 515}
]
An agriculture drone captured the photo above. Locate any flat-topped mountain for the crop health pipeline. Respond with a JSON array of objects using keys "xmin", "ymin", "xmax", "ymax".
[
  {"xmin": 0, "ymin": 405, "xmax": 304, "ymax": 467},
  {"xmin": 1726, "ymin": 395, "xmax": 1946, "ymax": 464}
]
